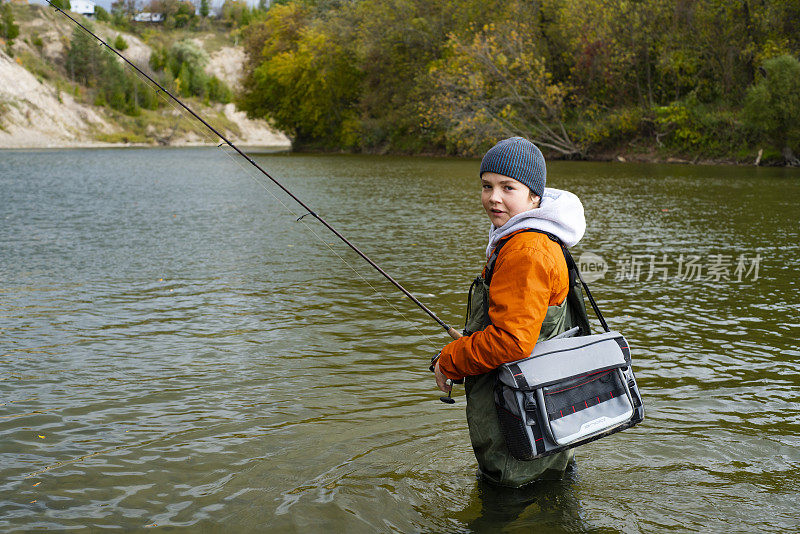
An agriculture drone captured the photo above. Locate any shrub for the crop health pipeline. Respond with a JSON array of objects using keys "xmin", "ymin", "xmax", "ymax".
[
  {"xmin": 149, "ymin": 40, "xmax": 233, "ymax": 103},
  {"xmin": 578, "ymin": 107, "xmax": 643, "ymax": 151},
  {"xmin": 652, "ymin": 94, "xmax": 748, "ymax": 157},
  {"xmin": 114, "ymin": 34, "xmax": 128, "ymax": 51},
  {"xmin": 654, "ymin": 100, "xmax": 703, "ymax": 149}
]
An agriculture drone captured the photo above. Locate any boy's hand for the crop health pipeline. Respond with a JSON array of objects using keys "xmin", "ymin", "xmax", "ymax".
[{"xmin": 434, "ymin": 361, "xmax": 452, "ymax": 393}]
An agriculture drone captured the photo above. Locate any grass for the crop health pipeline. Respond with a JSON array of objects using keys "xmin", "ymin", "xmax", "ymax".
[
  {"xmin": 0, "ymin": 98, "xmax": 11, "ymax": 132},
  {"xmin": 17, "ymin": 50, "xmax": 57, "ymax": 83},
  {"xmin": 95, "ymin": 131, "xmax": 150, "ymax": 144},
  {"xmin": 132, "ymin": 19, "xmax": 236, "ymax": 52},
  {"xmin": 192, "ymin": 27, "xmax": 237, "ymax": 53},
  {"xmin": 96, "ymin": 99, "xmax": 243, "ymax": 145},
  {"xmin": 10, "ymin": 3, "xmax": 47, "ymax": 24}
]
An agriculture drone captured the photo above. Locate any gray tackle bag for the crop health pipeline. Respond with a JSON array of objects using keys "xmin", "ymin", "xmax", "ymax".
[
  {"xmin": 494, "ymin": 330, "xmax": 644, "ymax": 460},
  {"xmin": 492, "ymin": 233, "xmax": 645, "ymax": 461}
]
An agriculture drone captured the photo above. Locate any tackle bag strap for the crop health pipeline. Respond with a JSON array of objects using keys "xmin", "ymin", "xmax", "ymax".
[
  {"xmin": 559, "ymin": 245, "xmax": 610, "ymax": 333},
  {"xmin": 485, "ymin": 229, "xmax": 610, "ymax": 333},
  {"xmin": 551, "ymin": 245, "xmax": 611, "ymax": 332}
]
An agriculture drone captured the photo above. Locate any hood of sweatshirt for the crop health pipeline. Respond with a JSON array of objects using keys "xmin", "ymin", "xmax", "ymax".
[{"xmin": 485, "ymin": 188, "xmax": 586, "ymax": 258}]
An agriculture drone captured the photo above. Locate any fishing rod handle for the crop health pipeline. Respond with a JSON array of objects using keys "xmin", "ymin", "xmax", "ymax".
[{"xmin": 447, "ymin": 327, "xmax": 463, "ymax": 340}]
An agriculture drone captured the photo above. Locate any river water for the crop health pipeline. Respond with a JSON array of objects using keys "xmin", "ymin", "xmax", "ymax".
[{"xmin": 1, "ymin": 148, "xmax": 798, "ymax": 532}]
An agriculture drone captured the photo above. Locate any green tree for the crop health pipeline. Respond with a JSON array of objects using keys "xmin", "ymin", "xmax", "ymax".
[
  {"xmin": 200, "ymin": 0, "xmax": 210, "ymax": 18},
  {"xmin": 94, "ymin": 5, "xmax": 110, "ymax": 22},
  {"xmin": 1, "ymin": 2, "xmax": 20, "ymax": 48},
  {"xmin": 221, "ymin": 0, "xmax": 252, "ymax": 28},
  {"xmin": 544, "ymin": 0, "xmax": 667, "ymax": 109},
  {"xmin": 65, "ymin": 23, "xmax": 150, "ymax": 115},
  {"xmin": 346, "ymin": 0, "xmax": 454, "ymax": 150},
  {"xmin": 658, "ymin": 0, "xmax": 758, "ymax": 104},
  {"xmin": 743, "ymin": 55, "xmax": 800, "ymax": 165},
  {"xmin": 173, "ymin": 0, "xmax": 195, "ymax": 28},
  {"xmin": 232, "ymin": 0, "xmax": 800, "ymax": 160},
  {"xmin": 149, "ymin": 45, "xmax": 169, "ymax": 71},
  {"xmin": 50, "ymin": 0, "xmax": 71, "ymax": 10},
  {"xmin": 111, "ymin": 0, "xmax": 136, "ymax": 16},
  {"xmin": 146, "ymin": 0, "xmax": 196, "ymax": 28},
  {"xmin": 65, "ymin": 24, "xmax": 103, "ymax": 85},
  {"xmin": 239, "ymin": 0, "xmax": 457, "ymax": 150},
  {"xmin": 149, "ymin": 39, "xmax": 232, "ymax": 103},
  {"xmin": 166, "ymin": 40, "xmax": 208, "ymax": 78},
  {"xmin": 110, "ymin": 0, "xmax": 134, "ymax": 29}
]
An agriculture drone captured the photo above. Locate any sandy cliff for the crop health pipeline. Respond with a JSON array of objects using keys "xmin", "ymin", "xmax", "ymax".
[
  {"xmin": 0, "ymin": 50, "xmax": 116, "ymax": 148},
  {"xmin": 0, "ymin": 7, "xmax": 289, "ymax": 149}
]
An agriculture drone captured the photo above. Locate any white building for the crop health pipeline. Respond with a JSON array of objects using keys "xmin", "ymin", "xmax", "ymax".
[
  {"xmin": 71, "ymin": 0, "xmax": 96, "ymax": 17},
  {"xmin": 133, "ymin": 12, "xmax": 165, "ymax": 22}
]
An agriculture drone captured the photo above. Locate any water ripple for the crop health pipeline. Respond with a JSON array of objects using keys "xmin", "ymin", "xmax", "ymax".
[{"xmin": 1, "ymin": 150, "xmax": 799, "ymax": 531}]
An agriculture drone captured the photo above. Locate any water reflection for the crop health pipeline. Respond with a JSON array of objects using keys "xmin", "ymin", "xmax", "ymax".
[{"xmin": 460, "ymin": 465, "xmax": 588, "ymax": 533}]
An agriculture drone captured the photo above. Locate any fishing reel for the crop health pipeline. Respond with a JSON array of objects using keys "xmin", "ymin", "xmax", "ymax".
[{"xmin": 429, "ymin": 354, "xmax": 464, "ymax": 404}]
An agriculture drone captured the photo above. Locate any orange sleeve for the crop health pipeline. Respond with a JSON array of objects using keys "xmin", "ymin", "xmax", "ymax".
[{"xmin": 437, "ymin": 237, "xmax": 567, "ymax": 380}]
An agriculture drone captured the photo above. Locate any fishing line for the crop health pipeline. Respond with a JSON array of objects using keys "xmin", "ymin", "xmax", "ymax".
[
  {"xmin": 217, "ymin": 148, "xmax": 444, "ymax": 350},
  {"xmin": 114, "ymin": 60, "xmax": 444, "ymax": 353},
  {"xmin": 126, "ymin": 79, "xmax": 444, "ymax": 351},
  {"xmin": 46, "ymin": 1, "xmax": 459, "ymax": 350}
]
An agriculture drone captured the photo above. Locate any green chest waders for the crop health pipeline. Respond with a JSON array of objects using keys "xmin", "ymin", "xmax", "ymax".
[{"xmin": 462, "ymin": 230, "xmax": 591, "ymax": 488}]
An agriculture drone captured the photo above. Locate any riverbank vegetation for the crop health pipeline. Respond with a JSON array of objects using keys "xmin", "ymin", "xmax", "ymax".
[
  {"xmin": 238, "ymin": 0, "xmax": 800, "ymax": 165},
  {"xmin": 4, "ymin": 0, "xmax": 272, "ymax": 116},
  {"xmin": 62, "ymin": 15, "xmax": 236, "ymax": 117},
  {"xmin": 3, "ymin": 1, "xmax": 798, "ymax": 163}
]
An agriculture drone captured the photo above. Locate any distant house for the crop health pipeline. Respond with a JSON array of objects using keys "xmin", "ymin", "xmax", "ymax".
[
  {"xmin": 133, "ymin": 12, "xmax": 165, "ymax": 22},
  {"xmin": 71, "ymin": 0, "xmax": 96, "ymax": 17}
]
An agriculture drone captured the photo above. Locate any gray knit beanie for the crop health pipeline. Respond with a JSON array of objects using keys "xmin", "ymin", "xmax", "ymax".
[{"xmin": 479, "ymin": 137, "xmax": 546, "ymax": 197}]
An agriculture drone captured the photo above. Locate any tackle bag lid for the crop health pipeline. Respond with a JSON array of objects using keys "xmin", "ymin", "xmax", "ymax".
[{"xmin": 497, "ymin": 331, "xmax": 631, "ymax": 390}]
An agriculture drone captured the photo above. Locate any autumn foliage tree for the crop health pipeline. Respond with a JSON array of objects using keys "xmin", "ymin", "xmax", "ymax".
[
  {"xmin": 427, "ymin": 21, "xmax": 577, "ymax": 157},
  {"xmin": 237, "ymin": 0, "xmax": 800, "ymax": 162},
  {"xmin": 239, "ymin": 2, "xmax": 361, "ymax": 147}
]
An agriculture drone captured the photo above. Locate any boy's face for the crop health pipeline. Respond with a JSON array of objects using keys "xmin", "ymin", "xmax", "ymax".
[{"xmin": 481, "ymin": 172, "xmax": 539, "ymax": 227}]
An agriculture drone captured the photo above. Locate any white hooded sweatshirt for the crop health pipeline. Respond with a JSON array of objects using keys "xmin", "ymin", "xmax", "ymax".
[{"xmin": 485, "ymin": 188, "xmax": 586, "ymax": 259}]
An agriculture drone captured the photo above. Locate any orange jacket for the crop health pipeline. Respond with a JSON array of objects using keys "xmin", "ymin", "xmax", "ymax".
[{"xmin": 438, "ymin": 230, "xmax": 569, "ymax": 380}]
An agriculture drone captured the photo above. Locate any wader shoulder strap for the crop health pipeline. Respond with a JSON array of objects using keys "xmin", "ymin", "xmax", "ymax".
[
  {"xmin": 484, "ymin": 229, "xmax": 560, "ymax": 285},
  {"xmin": 485, "ymin": 229, "xmax": 551, "ymax": 284},
  {"xmin": 485, "ymin": 229, "xmax": 610, "ymax": 333}
]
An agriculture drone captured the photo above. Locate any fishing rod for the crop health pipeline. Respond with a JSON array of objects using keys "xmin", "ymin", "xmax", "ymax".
[{"xmin": 47, "ymin": 2, "xmax": 463, "ymax": 344}]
